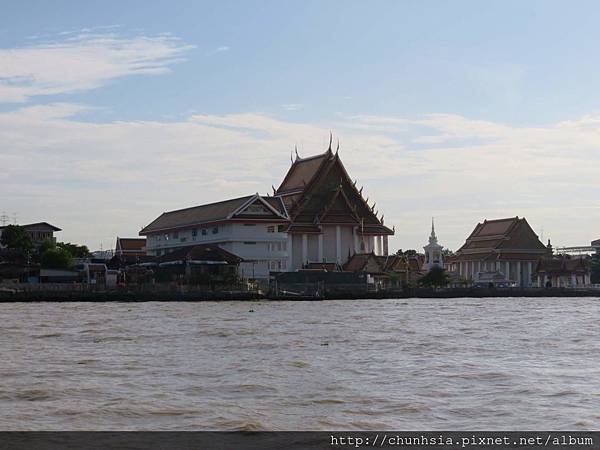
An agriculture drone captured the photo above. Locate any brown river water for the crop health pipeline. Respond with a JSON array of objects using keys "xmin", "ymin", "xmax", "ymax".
[{"xmin": 1, "ymin": 297, "xmax": 599, "ymax": 430}]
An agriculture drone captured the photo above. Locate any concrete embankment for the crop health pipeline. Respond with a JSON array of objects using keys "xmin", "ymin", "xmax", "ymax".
[{"xmin": 0, "ymin": 287, "xmax": 598, "ymax": 302}]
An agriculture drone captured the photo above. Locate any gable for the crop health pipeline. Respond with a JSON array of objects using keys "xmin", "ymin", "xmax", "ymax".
[{"xmin": 233, "ymin": 198, "xmax": 287, "ymax": 221}]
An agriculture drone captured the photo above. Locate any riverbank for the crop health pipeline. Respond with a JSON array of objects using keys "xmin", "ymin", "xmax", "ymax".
[{"xmin": 0, "ymin": 287, "xmax": 598, "ymax": 301}]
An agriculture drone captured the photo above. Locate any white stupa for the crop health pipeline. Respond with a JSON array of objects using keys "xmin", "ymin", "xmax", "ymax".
[{"xmin": 423, "ymin": 218, "xmax": 444, "ymax": 271}]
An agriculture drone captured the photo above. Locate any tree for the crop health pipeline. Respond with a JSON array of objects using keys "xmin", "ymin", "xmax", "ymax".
[
  {"xmin": 57, "ymin": 242, "xmax": 90, "ymax": 258},
  {"xmin": 442, "ymin": 248, "xmax": 455, "ymax": 258},
  {"xmin": 396, "ymin": 249, "xmax": 418, "ymax": 257},
  {"xmin": 0, "ymin": 225, "xmax": 34, "ymax": 255},
  {"xmin": 419, "ymin": 266, "xmax": 450, "ymax": 288},
  {"xmin": 41, "ymin": 247, "xmax": 73, "ymax": 269}
]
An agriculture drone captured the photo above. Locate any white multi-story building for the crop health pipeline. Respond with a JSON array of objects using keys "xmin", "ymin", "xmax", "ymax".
[{"xmin": 139, "ymin": 194, "xmax": 289, "ymax": 280}]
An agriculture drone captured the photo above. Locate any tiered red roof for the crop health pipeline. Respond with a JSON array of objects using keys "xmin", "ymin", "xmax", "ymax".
[
  {"xmin": 275, "ymin": 148, "xmax": 393, "ymax": 235},
  {"xmin": 455, "ymin": 217, "xmax": 549, "ymax": 262}
]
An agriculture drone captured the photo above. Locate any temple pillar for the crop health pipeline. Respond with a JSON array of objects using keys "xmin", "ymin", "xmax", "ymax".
[
  {"xmin": 378, "ymin": 236, "xmax": 384, "ymax": 256},
  {"xmin": 383, "ymin": 236, "xmax": 389, "ymax": 256},
  {"xmin": 335, "ymin": 226, "xmax": 342, "ymax": 263},
  {"xmin": 302, "ymin": 234, "xmax": 308, "ymax": 266},
  {"xmin": 527, "ymin": 261, "xmax": 533, "ymax": 287},
  {"xmin": 287, "ymin": 234, "xmax": 293, "ymax": 271},
  {"xmin": 517, "ymin": 261, "xmax": 522, "ymax": 287},
  {"xmin": 505, "ymin": 261, "xmax": 510, "ymax": 281},
  {"xmin": 318, "ymin": 234, "xmax": 324, "ymax": 262},
  {"xmin": 353, "ymin": 229, "xmax": 360, "ymax": 254}
]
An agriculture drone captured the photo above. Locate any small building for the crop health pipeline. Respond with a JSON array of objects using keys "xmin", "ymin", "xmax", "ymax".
[
  {"xmin": 154, "ymin": 244, "xmax": 242, "ymax": 285},
  {"xmin": 0, "ymin": 222, "xmax": 61, "ymax": 246},
  {"xmin": 343, "ymin": 252, "xmax": 423, "ymax": 290},
  {"xmin": 39, "ymin": 268, "xmax": 80, "ymax": 283},
  {"xmin": 535, "ymin": 255, "xmax": 591, "ymax": 288},
  {"xmin": 115, "ymin": 237, "xmax": 146, "ymax": 260},
  {"xmin": 452, "ymin": 217, "xmax": 550, "ymax": 287}
]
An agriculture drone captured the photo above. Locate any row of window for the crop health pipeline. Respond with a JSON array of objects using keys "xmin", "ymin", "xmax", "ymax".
[
  {"xmin": 155, "ymin": 227, "xmax": 219, "ymax": 242},
  {"xmin": 243, "ymin": 224, "xmax": 286, "ymax": 233}
]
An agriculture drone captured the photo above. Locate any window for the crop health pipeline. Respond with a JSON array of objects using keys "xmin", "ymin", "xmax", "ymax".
[
  {"xmin": 243, "ymin": 223, "xmax": 256, "ymax": 227},
  {"xmin": 212, "ymin": 227, "xmax": 219, "ymax": 234},
  {"xmin": 173, "ymin": 231, "xmax": 179, "ymax": 239},
  {"xmin": 201, "ymin": 229, "xmax": 207, "ymax": 236},
  {"xmin": 267, "ymin": 226, "xmax": 275, "ymax": 233},
  {"xmin": 192, "ymin": 229, "xmax": 198, "ymax": 237},
  {"xmin": 243, "ymin": 241, "xmax": 257, "ymax": 245},
  {"xmin": 278, "ymin": 225, "xmax": 286, "ymax": 232}
]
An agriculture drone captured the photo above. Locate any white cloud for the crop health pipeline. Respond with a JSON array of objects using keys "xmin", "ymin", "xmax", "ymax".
[
  {"xmin": 0, "ymin": 31, "xmax": 193, "ymax": 102},
  {"xmin": 206, "ymin": 46, "xmax": 230, "ymax": 56},
  {"xmin": 0, "ymin": 105, "xmax": 598, "ymax": 251},
  {"xmin": 282, "ymin": 103, "xmax": 303, "ymax": 111}
]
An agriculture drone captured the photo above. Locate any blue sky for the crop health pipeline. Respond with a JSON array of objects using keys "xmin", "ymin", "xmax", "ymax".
[{"xmin": 1, "ymin": 1, "xmax": 599, "ymax": 251}]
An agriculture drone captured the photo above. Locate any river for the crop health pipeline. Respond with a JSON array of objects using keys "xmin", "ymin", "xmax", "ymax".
[{"xmin": 1, "ymin": 297, "xmax": 598, "ymax": 430}]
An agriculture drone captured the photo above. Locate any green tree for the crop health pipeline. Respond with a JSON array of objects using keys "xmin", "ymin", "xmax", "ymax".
[
  {"xmin": 442, "ymin": 248, "xmax": 455, "ymax": 258},
  {"xmin": 41, "ymin": 247, "xmax": 73, "ymax": 269},
  {"xmin": 57, "ymin": 242, "xmax": 90, "ymax": 258},
  {"xmin": 0, "ymin": 225, "xmax": 34, "ymax": 255},
  {"xmin": 419, "ymin": 266, "xmax": 450, "ymax": 288}
]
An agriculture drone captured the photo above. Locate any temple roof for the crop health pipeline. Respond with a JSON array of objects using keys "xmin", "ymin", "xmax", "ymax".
[
  {"xmin": 535, "ymin": 255, "xmax": 590, "ymax": 274},
  {"xmin": 156, "ymin": 244, "xmax": 242, "ymax": 265},
  {"xmin": 277, "ymin": 151, "xmax": 330, "ymax": 194},
  {"xmin": 116, "ymin": 237, "xmax": 146, "ymax": 252},
  {"xmin": 140, "ymin": 194, "xmax": 288, "ymax": 235},
  {"xmin": 455, "ymin": 217, "xmax": 548, "ymax": 260},
  {"xmin": 275, "ymin": 148, "xmax": 393, "ymax": 235}
]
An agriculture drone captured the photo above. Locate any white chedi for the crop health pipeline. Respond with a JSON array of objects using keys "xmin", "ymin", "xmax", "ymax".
[{"xmin": 423, "ymin": 218, "xmax": 443, "ymax": 271}]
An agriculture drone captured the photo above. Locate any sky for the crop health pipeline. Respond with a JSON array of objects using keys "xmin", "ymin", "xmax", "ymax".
[{"xmin": 1, "ymin": 0, "xmax": 599, "ymax": 252}]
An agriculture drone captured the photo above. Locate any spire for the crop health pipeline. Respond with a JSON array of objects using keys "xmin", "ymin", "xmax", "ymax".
[
  {"xmin": 328, "ymin": 131, "xmax": 333, "ymax": 152},
  {"xmin": 295, "ymin": 145, "xmax": 300, "ymax": 160},
  {"xmin": 336, "ymin": 138, "xmax": 340, "ymax": 155},
  {"xmin": 428, "ymin": 217, "xmax": 438, "ymax": 244}
]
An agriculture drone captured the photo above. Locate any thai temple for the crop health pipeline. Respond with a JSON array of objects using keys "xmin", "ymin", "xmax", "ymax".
[
  {"xmin": 140, "ymin": 141, "xmax": 394, "ymax": 281},
  {"xmin": 274, "ymin": 145, "xmax": 394, "ymax": 270},
  {"xmin": 448, "ymin": 216, "xmax": 551, "ymax": 287}
]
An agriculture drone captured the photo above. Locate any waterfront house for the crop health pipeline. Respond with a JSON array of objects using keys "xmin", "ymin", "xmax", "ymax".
[
  {"xmin": 534, "ymin": 255, "xmax": 591, "ymax": 287},
  {"xmin": 273, "ymin": 145, "xmax": 394, "ymax": 270},
  {"xmin": 115, "ymin": 237, "xmax": 146, "ymax": 260},
  {"xmin": 140, "ymin": 194, "xmax": 289, "ymax": 281},
  {"xmin": 0, "ymin": 222, "xmax": 61, "ymax": 247},
  {"xmin": 154, "ymin": 244, "xmax": 242, "ymax": 285},
  {"xmin": 451, "ymin": 217, "xmax": 550, "ymax": 287},
  {"xmin": 343, "ymin": 252, "xmax": 423, "ymax": 290}
]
